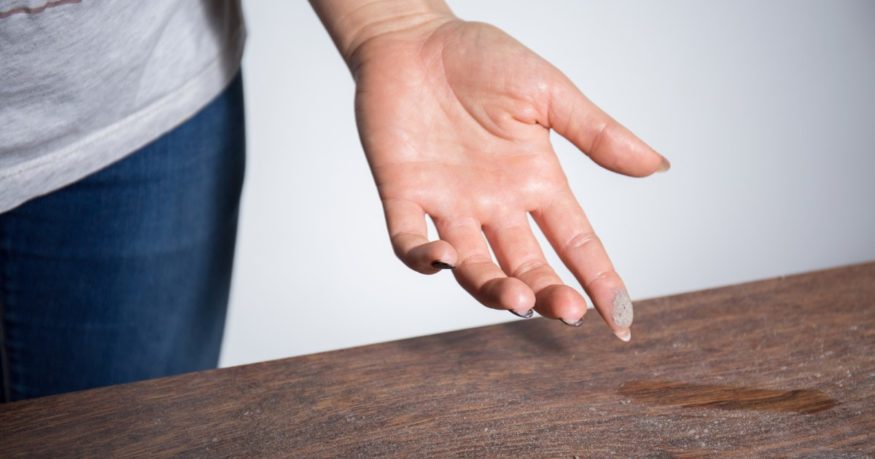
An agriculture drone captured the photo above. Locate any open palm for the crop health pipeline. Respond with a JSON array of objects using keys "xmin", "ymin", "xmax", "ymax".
[{"xmin": 352, "ymin": 19, "xmax": 668, "ymax": 341}]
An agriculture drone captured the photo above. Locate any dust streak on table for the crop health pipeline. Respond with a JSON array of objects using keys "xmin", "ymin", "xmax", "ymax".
[{"xmin": 2, "ymin": 262, "xmax": 874, "ymax": 457}]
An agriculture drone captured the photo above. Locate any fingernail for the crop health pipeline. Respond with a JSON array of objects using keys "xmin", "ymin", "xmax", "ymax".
[
  {"xmin": 657, "ymin": 155, "xmax": 671, "ymax": 173},
  {"xmin": 431, "ymin": 261, "xmax": 454, "ymax": 270},
  {"xmin": 510, "ymin": 308, "xmax": 534, "ymax": 319},
  {"xmin": 612, "ymin": 290, "xmax": 634, "ymax": 329},
  {"xmin": 560, "ymin": 317, "xmax": 584, "ymax": 327},
  {"xmin": 614, "ymin": 328, "xmax": 632, "ymax": 342}
]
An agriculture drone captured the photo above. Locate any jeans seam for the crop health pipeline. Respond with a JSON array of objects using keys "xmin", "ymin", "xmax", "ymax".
[{"xmin": 0, "ymin": 221, "xmax": 12, "ymax": 403}]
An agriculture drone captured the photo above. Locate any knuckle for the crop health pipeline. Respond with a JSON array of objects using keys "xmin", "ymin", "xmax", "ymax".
[
  {"xmin": 563, "ymin": 231, "xmax": 602, "ymax": 254},
  {"xmin": 582, "ymin": 268, "xmax": 617, "ymax": 291},
  {"xmin": 589, "ymin": 120, "xmax": 614, "ymax": 154},
  {"xmin": 512, "ymin": 258, "xmax": 549, "ymax": 279},
  {"xmin": 457, "ymin": 254, "xmax": 494, "ymax": 269}
]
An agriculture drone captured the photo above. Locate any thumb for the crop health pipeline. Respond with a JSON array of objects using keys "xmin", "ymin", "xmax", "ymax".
[{"xmin": 547, "ymin": 74, "xmax": 670, "ymax": 177}]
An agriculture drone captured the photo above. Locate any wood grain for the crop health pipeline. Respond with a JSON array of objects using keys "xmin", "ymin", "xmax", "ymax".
[{"xmin": 2, "ymin": 262, "xmax": 874, "ymax": 457}]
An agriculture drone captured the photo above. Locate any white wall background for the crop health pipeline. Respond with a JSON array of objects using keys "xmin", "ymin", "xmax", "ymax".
[{"xmin": 220, "ymin": 0, "xmax": 875, "ymax": 367}]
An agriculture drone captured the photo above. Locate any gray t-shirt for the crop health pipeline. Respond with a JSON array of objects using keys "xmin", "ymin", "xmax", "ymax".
[{"xmin": 0, "ymin": 0, "xmax": 246, "ymax": 213}]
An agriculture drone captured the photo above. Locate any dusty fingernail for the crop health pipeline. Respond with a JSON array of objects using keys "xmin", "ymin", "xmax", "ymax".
[
  {"xmin": 431, "ymin": 261, "xmax": 454, "ymax": 270},
  {"xmin": 612, "ymin": 289, "xmax": 634, "ymax": 329},
  {"xmin": 657, "ymin": 155, "xmax": 671, "ymax": 173},
  {"xmin": 614, "ymin": 328, "xmax": 632, "ymax": 342},
  {"xmin": 510, "ymin": 308, "xmax": 534, "ymax": 319},
  {"xmin": 560, "ymin": 317, "xmax": 584, "ymax": 327}
]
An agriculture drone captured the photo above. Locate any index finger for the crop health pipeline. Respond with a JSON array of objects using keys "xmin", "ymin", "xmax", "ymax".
[{"xmin": 532, "ymin": 191, "xmax": 634, "ymax": 341}]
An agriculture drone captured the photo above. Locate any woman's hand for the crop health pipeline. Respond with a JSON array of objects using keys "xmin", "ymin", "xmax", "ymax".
[{"xmin": 312, "ymin": 1, "xmax": 669, "ymax": 341}]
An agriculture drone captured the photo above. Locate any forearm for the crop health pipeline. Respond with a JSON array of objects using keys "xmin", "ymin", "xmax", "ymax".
[{"xmin": 309, "ymin": 0, "xmax": 454, "ymax": 67}]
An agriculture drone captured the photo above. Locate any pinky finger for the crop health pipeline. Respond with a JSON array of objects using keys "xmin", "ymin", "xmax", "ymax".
[{"xmin": 383, "ymin": 198, "xmax": 457, "ymax": 274}]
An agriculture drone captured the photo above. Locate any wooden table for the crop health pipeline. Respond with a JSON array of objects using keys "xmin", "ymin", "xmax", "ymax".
[{"xmin": 2, "ymin": 263, "xmax": 874, "ymax": 457}]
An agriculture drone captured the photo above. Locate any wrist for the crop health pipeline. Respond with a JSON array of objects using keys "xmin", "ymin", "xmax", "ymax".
[{"xmin": 311, "ymin": 0, "xmax": 456, "ymax": 70}]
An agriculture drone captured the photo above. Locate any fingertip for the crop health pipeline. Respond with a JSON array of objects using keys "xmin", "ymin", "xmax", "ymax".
[
  {"xmin": 656, "ymin": 154, "xmax": 671, "ymax": 173},
  {"xmin": 535, "ymin": 284, "xmax": 588, "ymax": 321},
  {"xmin": 628, "ymin": 148, "xmax": 672, "ymax": 178},
  {"xmin": 483, "ymin": 277, "xmax": 535, "ymax": 312},
  {"xmin": 502, "ymin": 278, "xmax": 536, "ymax": 312},
  {"xmin": 431, "ymin": 260, "xmax": 454, "ymax": 270},
  {"xmin": 593, "ymin": 124, "xmax": 669, "ymax": 178},
  {"xmin": 591, "ymin": 284, "xmax": 635, "ymax": 340},
  {"xmin": 407, "ymin": 240, "xmax": 458, "ymax": 274},
  {"xmin": 428, "ymin": 239, "xmax": 458, "ymax": 268},
  {"xmin": 631, "ymin": 153, "xmax": 670, "ymax": 178}
]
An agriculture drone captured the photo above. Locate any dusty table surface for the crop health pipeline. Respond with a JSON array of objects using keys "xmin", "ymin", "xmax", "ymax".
[{"xmin": 2, "ymin": 262, "xmax": 874, "ymax": 457}]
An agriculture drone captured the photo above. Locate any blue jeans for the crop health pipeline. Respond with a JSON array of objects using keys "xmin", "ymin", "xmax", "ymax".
[{"xmin": 0, "ymin": 73, "xmax": 245, "ymax": 402}]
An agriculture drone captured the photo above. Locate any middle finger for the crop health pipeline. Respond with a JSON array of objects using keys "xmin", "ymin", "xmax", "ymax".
[{"xmin": 483, "ymin": 215, "xmax": 588, "ymax": 325}]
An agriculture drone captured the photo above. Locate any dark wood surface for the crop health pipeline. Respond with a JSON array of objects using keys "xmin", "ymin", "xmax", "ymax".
[{"xmin": 2, "ymin": 262, "xmax": 874, "ymax": 457}]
